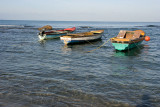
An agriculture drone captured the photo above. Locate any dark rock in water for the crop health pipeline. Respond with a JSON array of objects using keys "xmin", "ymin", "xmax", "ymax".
[
  {"xmin": 80, "ymin": 26, "xmax": 92, "ymax": 28},
  {"xmin": 135, "ymin": 25, "xmax": 160, "ymax": 28},
  {"xmin": 23, "ymin": 25, "xmax": 35, "ymax": 28},
  {"xmin": 146, "ymin": 25, "xmax": 160, "ymax": 27}
]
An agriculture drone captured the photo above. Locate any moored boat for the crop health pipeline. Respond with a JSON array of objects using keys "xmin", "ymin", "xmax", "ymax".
[
  {"xmin": 60, "ymin": 30, "xmax": 104, "ymax": 45},
  {"xmin": 110, "ymin": 30, "xmax": 150, "ymax": 51},
  {"xmin": 38, "ymin": 27, "xmax": 76, "ymax": 40}
]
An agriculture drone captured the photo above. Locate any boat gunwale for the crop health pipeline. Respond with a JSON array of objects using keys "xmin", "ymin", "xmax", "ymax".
[
  {"xmin": 61, "ymin": 30, "xmax": 104, "ymax": 38},
  {"xmin": 62, "ymin": 33, "xmax": 103, "ymax": 38},
  {"xmin": 110, "ymin": 37, "xmax": 145, "ymax": 44}
]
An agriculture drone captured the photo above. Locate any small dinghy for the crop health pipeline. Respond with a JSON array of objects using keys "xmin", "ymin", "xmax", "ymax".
[
  {"xmin": 38, "ymin": 27, "xmax": 76, "ymax": 40},
  {"xmin": 110, "ymin": 30, "xmax": 150, "ymax": 51},
  {"xmin": 60, "ymin": 30, "xmax": 104, "ymax": 45}
]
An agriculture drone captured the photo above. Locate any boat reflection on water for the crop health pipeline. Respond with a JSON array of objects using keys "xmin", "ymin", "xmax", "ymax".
[
  {"xmin": 61, "ymin": 45, "xmax": 72, "ymax": 54},
  {"xmin": 113, "ymin": 45, "xmax": 145, "ymax": 57},
  {"xmin": 61, "ymin": 40, "xmax": 103, "ymax": 53},
  {"xmin": 38, "ymin": 39, "xmax": 47, "ymax": 48},
  {"xmin": 38, "ymin": 39, "xmax": 46, "ymax": 44}
]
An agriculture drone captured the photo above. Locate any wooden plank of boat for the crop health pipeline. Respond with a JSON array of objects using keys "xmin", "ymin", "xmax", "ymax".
[{"xmin": 90, "ymin": 30, "xmax": 104, "ymax": 34}]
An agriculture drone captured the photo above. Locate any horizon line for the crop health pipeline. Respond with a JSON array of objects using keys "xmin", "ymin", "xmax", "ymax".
[{"xmin": 0, "ymin": 19, "xmax": 160, "ymax": 23}]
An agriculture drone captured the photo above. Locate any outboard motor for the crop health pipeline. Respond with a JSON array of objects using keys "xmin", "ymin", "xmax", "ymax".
[{"xmin": 39, "ymin": 29, "xmax": 45, "ymax": 36}]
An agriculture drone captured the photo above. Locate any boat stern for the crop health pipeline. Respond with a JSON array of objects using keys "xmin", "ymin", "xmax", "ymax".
[
  {"xmin": 38, "ymin": 34, "xmax": 46, "ymax": 40},
  {"xmin": 60, "ymin": 36, "xmax": 72, "ymax": 45},
  {"xmin": 112, "ymin": 43, "xmax": 129, "ymax": 51}
]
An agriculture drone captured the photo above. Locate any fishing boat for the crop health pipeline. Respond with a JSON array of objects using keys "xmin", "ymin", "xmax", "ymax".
[
  {"xmin": 38, "ymin": 27, "xmax": 76, "ymax": 40},
  {"xmin": 110, "ymin": 30, "xmax": 150, "ymax": 51},
  {"xmin": 60, "ymin": 30, "xmax": 104, "ymax": 45}
]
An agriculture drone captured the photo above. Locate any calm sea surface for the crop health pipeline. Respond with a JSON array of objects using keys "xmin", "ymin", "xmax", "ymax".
[{"xmin": 0, "ymin": 20, "xmax": 160, "ymax": 107}]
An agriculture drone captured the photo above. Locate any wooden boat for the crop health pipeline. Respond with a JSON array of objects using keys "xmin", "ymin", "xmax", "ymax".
[
  {"xmin": 110, "ymin": 30, "xmax": 148, "ymax": 51},
  {"xmin": 38, "ymin": 27, "xmax": 76, "ymax": 40},
  {"xmin": 60, "ymin": 30, "xmax": 104, "ymax": 45}
]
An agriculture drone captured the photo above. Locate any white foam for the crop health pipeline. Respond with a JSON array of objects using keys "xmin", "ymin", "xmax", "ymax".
[{"xmin": 0, "ymin": 25, "xmax": 24, "ymax": 27}]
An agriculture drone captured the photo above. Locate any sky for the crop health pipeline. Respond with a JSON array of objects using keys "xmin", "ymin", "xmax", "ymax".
[{"xmin": 0, "ymin": 0, "xmax": 160, "ymax": 22}]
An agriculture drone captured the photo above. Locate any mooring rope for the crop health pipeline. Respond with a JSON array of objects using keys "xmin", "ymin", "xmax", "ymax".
[
  {"xmin": 85, "ymin": 40, "xmax": 100, "ymax": 46},
  {"xmin": 86, "ymin": 38, "xmax": 110, "ymax": 53},
  {"xmin": 133, "ymin": 41, "xmax": 141, "ymax": 50}
]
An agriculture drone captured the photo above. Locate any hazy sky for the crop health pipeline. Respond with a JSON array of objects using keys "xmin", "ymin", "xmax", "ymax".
[{"xmin": 0, "ymin": 0, "xmax": 160, "ymax": 22}]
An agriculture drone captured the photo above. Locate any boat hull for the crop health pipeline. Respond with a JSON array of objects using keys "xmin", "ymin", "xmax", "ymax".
[
  {"xmin": 38, "ymin": 33, "xmax": 66, "ymax": 40},
  {"xmin": 60, "ymin": 34, "xmax": 102, "ymax": 45},
  {"xmin": 38, "ymin": 27, "xmax": 76, "ymax": 40},
  {"xmin": 112, "ymin": 41, "xmax": 143, "ymax": 51}
]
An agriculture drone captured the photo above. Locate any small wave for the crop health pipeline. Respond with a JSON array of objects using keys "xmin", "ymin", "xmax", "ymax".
[
  {"xmin": 0, "ymin": 25, "xmax": 37, "ymax": 30},
  {"xmin": 0, "ymin": 25, "xmax": 24, "ymax": 27},
  {"xmin": 0, "ymin": 25, "xmax": 25, "ymax": 30}
]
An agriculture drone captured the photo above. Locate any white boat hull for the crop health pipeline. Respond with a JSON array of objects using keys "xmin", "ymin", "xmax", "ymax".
[{"xmin": 60, "ymin": 34, "xmax": 102, "ymax": 45}]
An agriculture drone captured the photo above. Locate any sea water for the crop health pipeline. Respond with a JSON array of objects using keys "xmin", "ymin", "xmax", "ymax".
[{"xmin": 0, "ymin": 20, "xmax": 160, "ymax": 107}]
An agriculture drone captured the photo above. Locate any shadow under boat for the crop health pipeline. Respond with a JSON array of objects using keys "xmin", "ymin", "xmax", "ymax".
[{"xmin": 61, "ymin": 39, "xmax": 103, "ymax": 53}]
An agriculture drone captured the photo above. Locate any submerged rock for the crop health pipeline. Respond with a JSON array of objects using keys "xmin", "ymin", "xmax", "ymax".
[{"xmin": 146, "ymin": 25, "xmax": 160, "ymax": 27}]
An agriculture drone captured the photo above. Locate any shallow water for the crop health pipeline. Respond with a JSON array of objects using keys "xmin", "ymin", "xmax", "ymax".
[{"xmin": 0, "ymin": 20, "xmax": 160, "ymax": 107}]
